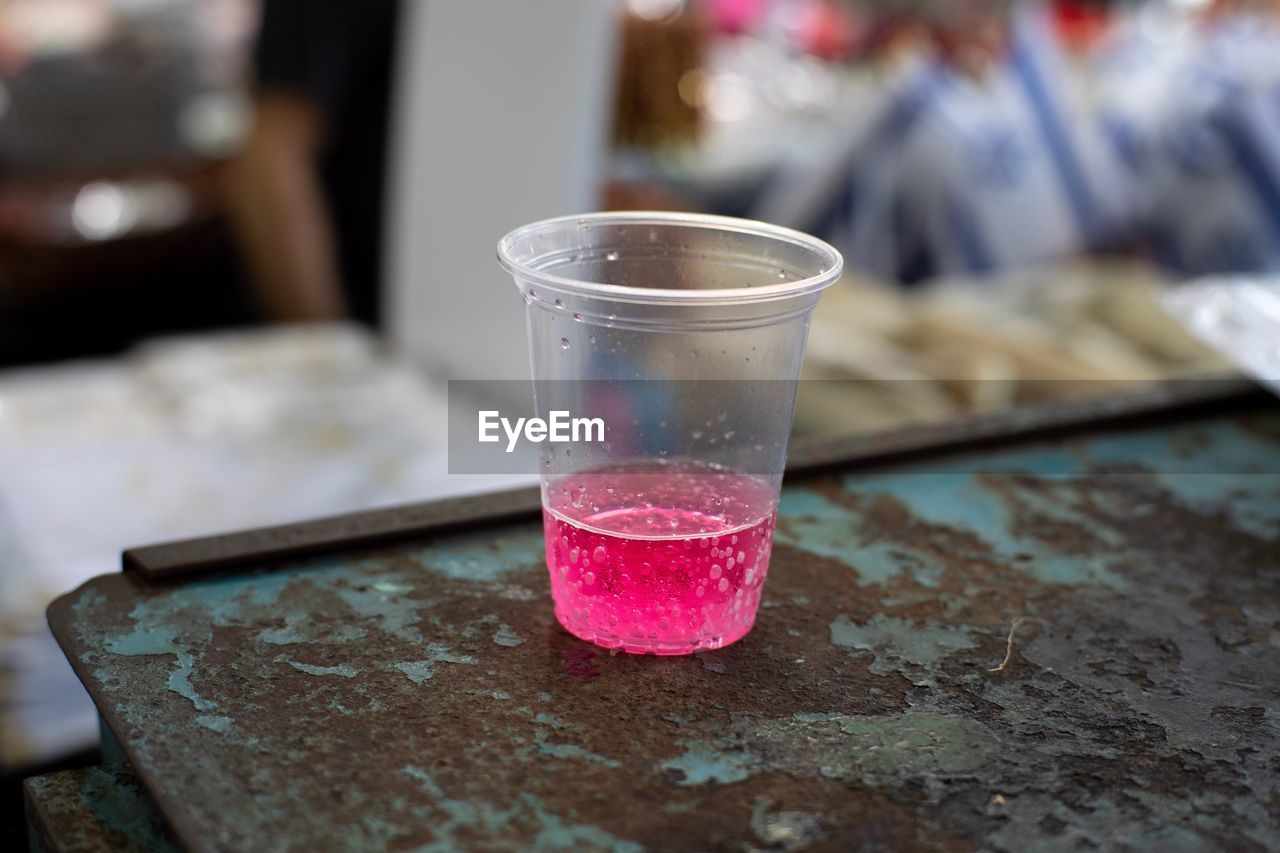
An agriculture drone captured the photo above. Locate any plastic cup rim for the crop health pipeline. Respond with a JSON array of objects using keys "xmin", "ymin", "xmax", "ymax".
[{"xmin": 497, "ymin": 211, "xmax": 844, "ymax": 306}]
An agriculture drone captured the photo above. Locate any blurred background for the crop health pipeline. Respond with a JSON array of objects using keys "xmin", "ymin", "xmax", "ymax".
[{"xmin": 1, "ymin": 0, "xmax": 1278, "ymax": 835}]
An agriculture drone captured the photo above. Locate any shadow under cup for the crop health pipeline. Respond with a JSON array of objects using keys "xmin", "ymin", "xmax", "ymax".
[{"xmin": 498, "ymin": 212, "xmax": 843, "ymax": 654}]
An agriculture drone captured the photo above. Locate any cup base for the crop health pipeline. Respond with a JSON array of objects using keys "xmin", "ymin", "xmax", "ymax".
[{"xmin": 553, "ymin": 606, "xmax": 756, "ymax": 656}]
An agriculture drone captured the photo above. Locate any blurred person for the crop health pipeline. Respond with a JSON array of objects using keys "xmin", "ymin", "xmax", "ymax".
[
  {"xmin": 227, "ymin": 0, "xmax": 617, "ymax": 367},
  {"xmin": 791, "ymin": 0, "xmax": 1129, "ymax": 285},
  {"xmin": 927, "ymin": 0, "xmax": 1010, "ymax": 78},
  {"xmin": 223, "ymin": 0, "xmax": 400, "ymax": 328},
  {"xmin": 1096, "ymin": 0, "xmax": 1280, "ymax": 275}
]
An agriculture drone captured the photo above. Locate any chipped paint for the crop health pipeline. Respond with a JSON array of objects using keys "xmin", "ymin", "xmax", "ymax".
[
  {"xmin": 844, "ymin": 473, "xmax": 1129, "ymax": 588},
  {"xmin": 749, "ymin": 799, "xmax": 824, "ymax": 850},
  {"xmin": 416, "ymin": 527, "xmax": 546, "ymax": 582},
  {"xmin": 279, "ymin": 657, "xmax": 359, "ymax": 678},
  {"xmin": 44, "ymin": 400, "xmax": 1280, "ymax": 851},
  {"xmin": 775, "ymin": 488, "xmax": 915, "ymax": 587},
  {"xmin": 534, "ymin": 712, "xmax": 569, "ymax": 730},
  {"xmin": 660, "ymin": 743, "xmax": 757, "ymax": 786},
  {"xmin": 392, "ymin": 644, "xmax": 478, "ymax": 684},
  {"xmin": 100, "ymin": 626, "xmax": 218, "ymax": 712},
  {"xmin": 258, "ymin": 616, "xmax": 367, "ymax": 645},
  {"xmin": 393, "ymin": 661, "xmax": 435, "ymax": 684},
  {"xmin": 829, "ymin": 613, "xmax": 978, "ymax": 674},
  {"xmin": 194, "ymin": 715, "xmax": 234, "ymax": 734},
  {"xmin": 24, "ymin": 764, "xmax": 181, "ymax": 852},
  {"xmin": 493, "ymin": 622, "xmax": 526, "ymax": 647},
  {"xmin": 779, "ymin": 712, "xmax": 996, "ymax": 780},
  {"xmin": 398, "ymin": 765, "xmax": 641, "ymax": 852},
  {"xmin": 534, "ymin": 732, "xmax": 621, "ymax": 768}
]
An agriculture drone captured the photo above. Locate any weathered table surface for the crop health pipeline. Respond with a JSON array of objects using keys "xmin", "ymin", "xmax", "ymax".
[
  {"xmin": 44, "ymin": 385, "xmax": 1280, "ymax": 851},
  {"xmin": 24, "ymin": 763, "xmax": 180, "ymax": 853}
]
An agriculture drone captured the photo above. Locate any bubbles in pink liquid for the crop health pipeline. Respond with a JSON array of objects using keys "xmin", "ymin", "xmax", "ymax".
[{"xmin": 542, "ymin": 465, "xmax": 777, "ymax": 654}]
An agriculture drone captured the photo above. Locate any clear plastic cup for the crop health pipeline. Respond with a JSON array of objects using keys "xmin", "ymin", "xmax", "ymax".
[{"xmin": 498, "ymin": 212, "xmax": 842, "ymax": 654}]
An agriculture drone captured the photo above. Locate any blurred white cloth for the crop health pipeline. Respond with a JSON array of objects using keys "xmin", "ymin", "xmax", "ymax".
[{"xmin": 0, "ymin": 324, "xmax": 533, "ymax": 767}]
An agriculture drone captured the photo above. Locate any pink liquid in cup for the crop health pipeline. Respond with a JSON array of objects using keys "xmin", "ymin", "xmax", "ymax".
[{"xmin": 542, "ymin": 465, "xmax": 777, "ymax": 654}]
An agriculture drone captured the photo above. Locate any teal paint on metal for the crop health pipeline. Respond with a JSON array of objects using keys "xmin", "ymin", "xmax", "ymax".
[
  {"xmin": 279, "ymin": 658, "xmax": 359, "ymax": 678},
  {"xmin": 23, "ymin": 764, "xmax": 180, "ymax": 853},
  {"xmin": 828, "ymin": 613, "xmax": 979, "ymax": 674},
  {"xmin": 533, "ymin": 730, "xmax": 622, "ymax": 768},
  {"xmin": 42, "ymin": 399, "xmax": 1280, "ymax": 851},
  {"xmin": 844, "ymin": 472, "xmax": 1132, "ymax": 588},
  {"xmin": 775, "ymin": 488, "xmax": 932, "ymax": 586},
  {"xmin": 659, "ymin": 743, "xmax": 758, "ymax": 786},
  {"xmin": 414, "ymin": 526, "xmax": 547, "ymax": 582},
  {"xmin": 194, "ymin": 715, "xmax": 233, "ymax": 734},
  {"xmin": 752, "ymin": 711, "xmax": 998, "ymax": 783}
]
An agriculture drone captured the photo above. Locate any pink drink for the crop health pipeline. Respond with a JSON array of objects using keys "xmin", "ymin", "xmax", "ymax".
[{"xmin": 542, "ymin": 465, "xmax": 778, "ymax": 654}]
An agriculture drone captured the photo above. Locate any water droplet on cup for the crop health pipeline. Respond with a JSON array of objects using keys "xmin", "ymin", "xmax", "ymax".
[
  {"xmin": 573, "ymin": 313, "xmax": 583, "ymax": 322},
  {"xmin": 561, "ymin": 338, "xmax": 570, "ymax": 350},
  {"xmin": 554, "ymin": 299, "xmax": 563, "ymax": 309},
  {"xmin": 606, "ymin": 251, "xmax": 620, "ymax": 261}
]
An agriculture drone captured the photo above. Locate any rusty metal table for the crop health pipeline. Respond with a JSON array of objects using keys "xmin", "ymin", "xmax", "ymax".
[{"xmin": 27, "ymin": 382, "xmax": 1280, "ymax": 851}]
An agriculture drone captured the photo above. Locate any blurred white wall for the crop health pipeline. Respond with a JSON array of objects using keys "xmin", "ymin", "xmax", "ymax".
[{"xmin": 385, "ymin": 0, "xmax": 619, "ymax": 385}]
